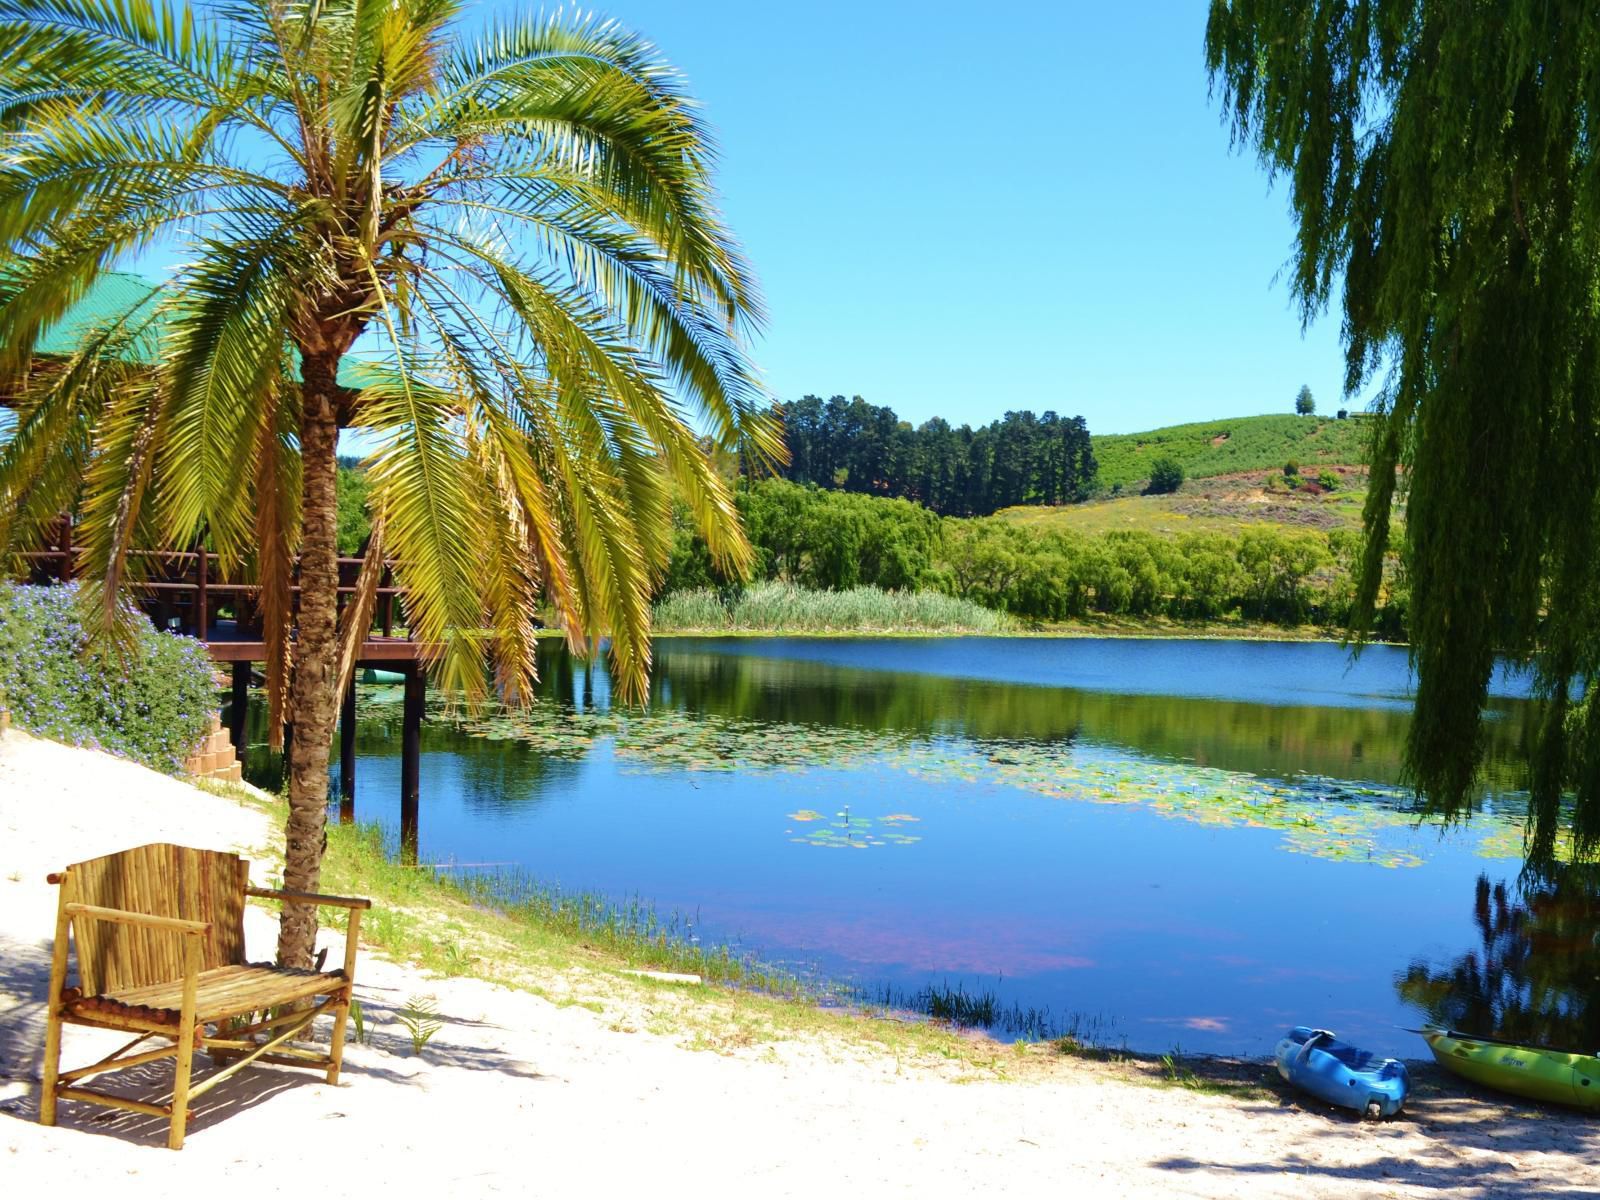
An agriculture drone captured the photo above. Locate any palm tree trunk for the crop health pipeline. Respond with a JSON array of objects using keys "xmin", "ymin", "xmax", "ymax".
[{"xmin": 277, "ymin": 350, "xmax": 343, "ymax": 969}]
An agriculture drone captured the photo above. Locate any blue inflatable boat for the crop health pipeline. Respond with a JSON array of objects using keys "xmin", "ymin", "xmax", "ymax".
[{"xmin": 1273, "ymin": 1027, "xmax": 1410, "ymax": 1118}]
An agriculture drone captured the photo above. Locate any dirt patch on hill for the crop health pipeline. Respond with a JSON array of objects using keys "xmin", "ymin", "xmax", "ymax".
[{"xmin": 1169, "ymin": 467, "xmax": 1368, "ymax": 531}]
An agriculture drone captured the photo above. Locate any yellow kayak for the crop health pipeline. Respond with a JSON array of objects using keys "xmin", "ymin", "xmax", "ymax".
[{"xmin": 1422, "ymin": 1029, "xmax": 1600, "ymax": 1110}]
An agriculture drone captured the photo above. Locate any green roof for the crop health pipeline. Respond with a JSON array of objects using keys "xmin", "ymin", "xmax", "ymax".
[
  {"xmin": 34, "ymin": 271, "xmax": 375, "ymax": 388},
  {"xmin": 34, "ymin": 271, "xmax": 165, "ymax": 362}
]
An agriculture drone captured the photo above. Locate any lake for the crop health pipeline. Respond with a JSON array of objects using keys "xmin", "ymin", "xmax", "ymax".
[{"xmin": 251, "ymin": 637, "xmax": 1595, "ymax": 1056}]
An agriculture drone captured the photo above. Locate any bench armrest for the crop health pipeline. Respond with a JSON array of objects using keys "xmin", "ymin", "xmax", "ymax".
[
  {"xmin": 64, "ymin": 902, "xmax": 210, "ymax": 936},
  {"xmin": 245, "ymin": 887, "xmax": 372, "ymax": 911}
]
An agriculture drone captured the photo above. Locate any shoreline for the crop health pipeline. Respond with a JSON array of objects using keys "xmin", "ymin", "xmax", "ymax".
[
  {"xmin": 538, "ymin": 624, "xmax": 1406, "ymax": 647},
  {"xmin": 648, "ymin": 626, "xmax": 1393, "ymax": 645}
]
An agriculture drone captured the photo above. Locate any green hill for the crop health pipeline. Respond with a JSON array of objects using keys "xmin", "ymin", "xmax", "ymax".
[{"xmin": 1092, "ymin": 413, "xmax": 1368, "ymax": 492}]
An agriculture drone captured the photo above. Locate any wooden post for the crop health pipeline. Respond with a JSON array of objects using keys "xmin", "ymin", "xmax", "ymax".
[
  {"xmin": 229, "ymin": 663, "xmax": 250, "ymax": 750},
  {"xmin": 379, "ymin": 567, "xmax": 393, "ymax": 636},
  {"xmin": 339, "ymin": 675, "xmax": 356, "ymax": 823},
  {"xmin": 59, "ymin": 514, "xmax": 75, "ymax": 581},
  {"xmin": 195, "ymin": 544, "xmax": 209, "ymax": 641},
  {"xmin": 400, "ymin": 664, "xmax": 423, "ymax": 866}
]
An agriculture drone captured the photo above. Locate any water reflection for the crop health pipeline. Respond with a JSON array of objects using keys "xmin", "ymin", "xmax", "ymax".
[
  {"xmin": 648, "ymin": 643, "xmax": 1533, "ymax": 791},
  {"xmin": 1396, "ymin": 867, "xmax": 1600, "ymax": 1051},
  {"xmin": 224, "ymin": 636, "xmax": 1580, "ymax": 1052}
]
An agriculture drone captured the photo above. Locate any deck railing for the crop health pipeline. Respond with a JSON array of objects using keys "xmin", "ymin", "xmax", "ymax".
[{"xmin": 16, "ymin": 519, "xmax": 409, "ymax": 648}]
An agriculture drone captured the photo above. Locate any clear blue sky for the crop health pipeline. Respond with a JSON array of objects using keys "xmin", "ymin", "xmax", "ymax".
[{"xmin": 606, "ymin": 0, "xmax": 1352, "ymax": 435}]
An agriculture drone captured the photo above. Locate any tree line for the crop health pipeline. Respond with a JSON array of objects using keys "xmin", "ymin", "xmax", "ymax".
[
  {"xmin": 666, "ymin": 478, "xmax": 1407, "ymax": 635},
  {"xmin": 768, "ymin": 394, "xmax": 1097, "ymax": 517}
]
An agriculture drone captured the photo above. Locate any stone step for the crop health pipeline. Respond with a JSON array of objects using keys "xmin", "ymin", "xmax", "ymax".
[{"xmin": 184, "ymin": 712, "xmax": 242, "ymax": 782}]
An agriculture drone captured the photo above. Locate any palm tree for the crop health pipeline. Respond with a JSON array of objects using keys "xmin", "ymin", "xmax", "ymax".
[{"xmin": 0, "ymin": 0, "xmax": 781, "ymax": 967}]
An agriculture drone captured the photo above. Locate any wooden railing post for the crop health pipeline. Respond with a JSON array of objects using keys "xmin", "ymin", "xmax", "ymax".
[
  {"xmin": 229, "ymin": 662, "xmax": 251, "ymax": 750},
  {"xmin": 195, "ymin": 542, "xmax": 209, "ymax": 642},
  {"xmin": 59, "ymin": 515, "xmax": 75, "ymax": 581}
]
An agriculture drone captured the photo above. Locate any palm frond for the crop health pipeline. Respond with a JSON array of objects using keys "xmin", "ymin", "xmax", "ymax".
[
  {"xmin": 161, "ymin": 221, "xmax": 299, "ymax": 564},
  {"xmin": 336, "ymin": 507, "xmax": 384, "ymax": 696},
  {"xmin": 354, "ymin": 359, "xmax": 484, "ymax": 700},
  {"xmin": 0, "ymin": 0, "xmax": 231, "ymax": 116},
  {"xmin": 72, "ymin": 370, "xmax": 167, "ymax": 649},
  {"xmin": 0, "ymin": 298, "xmax": 160, "ymax": 562}
]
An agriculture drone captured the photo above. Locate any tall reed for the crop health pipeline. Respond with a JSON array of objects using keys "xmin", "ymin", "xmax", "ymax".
[{"xmin": 653, "ymin": 582, "xmax": 1013, "ymax": 634}]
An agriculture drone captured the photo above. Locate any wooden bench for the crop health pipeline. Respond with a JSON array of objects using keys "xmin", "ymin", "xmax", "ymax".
[{"xmin": 39, "ymin": 842, "xmax": 370, "ymax": 1149}]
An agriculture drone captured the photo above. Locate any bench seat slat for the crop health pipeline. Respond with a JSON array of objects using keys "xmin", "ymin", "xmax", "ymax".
[{"xmin": 66, "ymin": 964, "xmax": 346, "ymax": 1026}]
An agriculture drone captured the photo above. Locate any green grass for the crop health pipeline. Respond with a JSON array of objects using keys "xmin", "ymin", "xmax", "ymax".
[
  {"xmin": 654, "ymin": 581, "xmax": 1014, "ymax": 634},
  {"xmin": 1091, "ymin": 413, "xmax": 1369, "ymax": 492}
]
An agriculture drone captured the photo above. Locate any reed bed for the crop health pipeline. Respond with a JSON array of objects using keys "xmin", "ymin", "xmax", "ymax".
[
  {"xmin": 869, "ymin": 981, "xmax": 1104, "ymax": 1042},
  {"xmin": 653, "ymin": 582, "xmax": 1014, "ymax": 634}
]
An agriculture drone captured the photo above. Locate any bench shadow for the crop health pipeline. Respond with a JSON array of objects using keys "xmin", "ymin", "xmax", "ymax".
[{"xmin": 1, "ymin": 933, "xmax": 555, "ymax": 1149}]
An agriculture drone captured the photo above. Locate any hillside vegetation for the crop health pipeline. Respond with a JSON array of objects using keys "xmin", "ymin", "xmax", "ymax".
[
  {"xmin": 998, "ymin": 467, "xmax": 1369, "ymax": 538},
  {"xmin": 663, "ymin": 478, "xmax": 1408, "ymax": 638},
  {"xmin": 1091, "ymin": 413, "xmax": 1369, "ymax": 491}
]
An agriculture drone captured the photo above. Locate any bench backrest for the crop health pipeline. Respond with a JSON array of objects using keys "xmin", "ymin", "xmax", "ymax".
[{"xmin": 59, "ymin": 843, "xmax": 250, "ymax": 994}]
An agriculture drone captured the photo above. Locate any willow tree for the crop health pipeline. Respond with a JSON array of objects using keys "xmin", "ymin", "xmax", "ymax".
[
  {"xmin": 0, "ymin": 0, "xmax": 782, "ymax": 966},
  {"xmin": 1206, "ymin": 2, "xmax": 1600, "ymax": 863}
]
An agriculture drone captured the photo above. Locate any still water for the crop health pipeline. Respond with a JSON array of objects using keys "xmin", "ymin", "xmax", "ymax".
[{"xmin": 271, "ymin": 637, "xmax": 1593, "ymax": 1055}]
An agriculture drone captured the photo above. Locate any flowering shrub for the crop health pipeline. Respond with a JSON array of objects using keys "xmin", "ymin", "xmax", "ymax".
[{"xmin": 0, "ymin": 582, "xmax": 215, "ymax": 772}]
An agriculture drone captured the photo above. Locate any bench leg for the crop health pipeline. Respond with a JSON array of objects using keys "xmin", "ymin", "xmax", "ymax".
[
  {"xmin": 326, "ymin": 992, "xmax": 351, "ymax": 1085},
  {"xmin": 38, "ymin": 1006, "xmax": 63, "ymax": 1126},
  {"xmin": 168, "ymin": 937, "xmax": 201, "ymax": 1150},
  {"xmin": 169, "ymin": 1025, "xmax": 197, "ymax": 1150},
  {"xmin": 39, "ymin": 902, "xmax": 70, "ymax": 1126},
  {"xmin": 328, "ymin": 909, "xmax": 362, "ymax": 1085}
]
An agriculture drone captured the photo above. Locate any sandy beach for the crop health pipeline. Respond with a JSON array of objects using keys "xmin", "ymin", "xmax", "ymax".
[{"xmin": 1, "ymin": 728, "xmax": 1595, "ymax": 1198}]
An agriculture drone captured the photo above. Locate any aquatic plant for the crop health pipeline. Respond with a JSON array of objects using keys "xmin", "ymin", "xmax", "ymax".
[
  {"xmin": 870, "ymin": 981, "xmax": 1094, "ymax": 1041},
  {"xmin": 424, "ymin": 695, "xmax": 1542, "ymax": 868}
]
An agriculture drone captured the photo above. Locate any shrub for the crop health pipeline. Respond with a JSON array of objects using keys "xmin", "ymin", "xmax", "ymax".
[
  {"xmin": 0, "ymin": 583, "xmax": 215, "ymax": 771},
  {"xmin": 1264, "ymin": 473, "xmax": 1291, "ymax": 494},
  {"xmin": 1145, "ymin": 457, "xmax": 1185, "ymax": 494},
  {"xmin": 336, "ymin": 465, "xmax": 372, "ymax": 555},
  {"xmin": 1317, "ymin": 469, "xmax": 1340, "ymax": 491},
  {"xmin": 1283, "ymin": 459, "xmax": 1300, "ymax": 477}
]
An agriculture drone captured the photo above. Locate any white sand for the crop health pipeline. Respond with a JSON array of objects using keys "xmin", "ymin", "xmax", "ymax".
[{"xmin": 1, "ymin": 728, "xmax": 1596, "ymax": 1197}]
